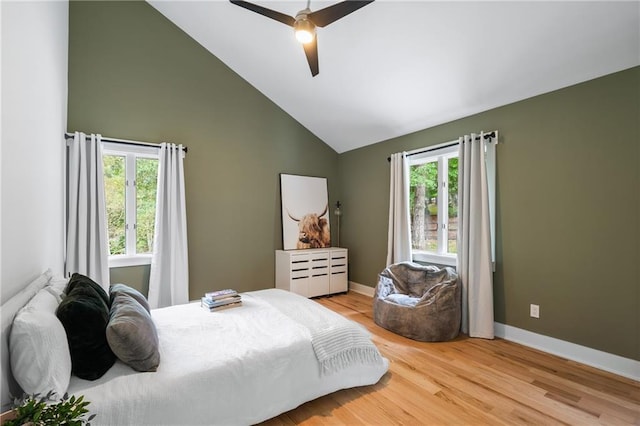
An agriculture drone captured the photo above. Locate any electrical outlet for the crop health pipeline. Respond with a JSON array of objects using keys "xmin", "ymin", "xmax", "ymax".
[{"xmin": 530, "ymin": 304, "xmax": 540, "ymax": 318}]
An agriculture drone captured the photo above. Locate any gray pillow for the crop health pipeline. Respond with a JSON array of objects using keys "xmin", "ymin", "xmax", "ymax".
[
  {"xmin": 106, "ymin": 293, "xmax": 160, "ymax": 372},
  {"xmin": 109, "ymin": 283, "xmax": 150, "ymax": 313}
]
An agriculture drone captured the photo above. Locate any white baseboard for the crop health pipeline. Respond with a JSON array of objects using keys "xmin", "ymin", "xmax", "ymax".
[
  {"xmin": 348, "ymin": 281, "xmax": 639, "ymax": 382},
  {"xmin": 494, "ymin": 323, "xmax": 639, "ymax": 382},
  {"xmin": 349, "ymin": 281, "xmax": 374, "ymax": 297}
]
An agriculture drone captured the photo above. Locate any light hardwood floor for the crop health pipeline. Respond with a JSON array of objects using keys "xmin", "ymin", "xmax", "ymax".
[{"xmin": 262, "ymin": 291, "xmax": 640, "ymax": 425}]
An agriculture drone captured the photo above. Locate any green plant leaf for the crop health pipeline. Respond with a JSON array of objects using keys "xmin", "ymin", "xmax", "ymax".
[{"xmin": 9, "ymin": 392, "xmax": 96, "ymax": 426}]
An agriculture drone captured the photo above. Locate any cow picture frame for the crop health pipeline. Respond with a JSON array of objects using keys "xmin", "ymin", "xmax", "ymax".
[{"xmin": 280, "ymin": 174, "xmax": 331, "ymax": 250}]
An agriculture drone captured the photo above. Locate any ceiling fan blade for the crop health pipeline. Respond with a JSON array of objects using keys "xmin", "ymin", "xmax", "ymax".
[
  {"xmin": 302, "ymin": 38, "xmax": 319, "ymax": 77},
  {"xmin": 229, "ymin": 1, "xmax": 295, "ymax": 27},
  {"xmin": 308, "ymin": 0, "xmax": 374, "ymax": 27}
]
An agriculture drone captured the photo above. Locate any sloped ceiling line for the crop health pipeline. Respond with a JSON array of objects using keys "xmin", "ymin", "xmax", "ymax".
[{"xmin": 148, "ymin": 1, "xmax": 640, "ymax": 153}]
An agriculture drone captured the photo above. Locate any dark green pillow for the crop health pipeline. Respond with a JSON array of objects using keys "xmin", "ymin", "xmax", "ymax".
[{"xmin": 56, "ymin": 273, "xmax": 116, "ymax": 380}]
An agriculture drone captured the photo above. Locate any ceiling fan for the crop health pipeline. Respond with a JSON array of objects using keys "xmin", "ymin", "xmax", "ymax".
[{"xmin": 229, "ymin": 0, "xmax": 374, "ymax": 77}]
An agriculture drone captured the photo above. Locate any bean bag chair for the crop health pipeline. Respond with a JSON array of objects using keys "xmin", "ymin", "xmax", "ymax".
[{"xmin": 373, "ymin": 262, "xmax": 461, "ymax": 342}]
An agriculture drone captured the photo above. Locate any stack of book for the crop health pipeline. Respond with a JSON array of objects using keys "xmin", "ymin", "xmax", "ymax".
[{"xmin": 201, "ymin": 289, "xmax": 242, "ymax": 311}]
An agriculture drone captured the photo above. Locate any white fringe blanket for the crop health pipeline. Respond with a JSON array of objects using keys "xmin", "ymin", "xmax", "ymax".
[
  {"xmin": 256, "ymin": 290, "xmax": 384, "ymax": 375},
  {"xmin": 311, "ymin": 325, "xmax": 384, "ymax": 375}
]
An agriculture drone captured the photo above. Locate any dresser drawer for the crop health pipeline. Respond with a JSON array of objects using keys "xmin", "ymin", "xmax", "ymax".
[
  {"xmin": 330, "ymin": 263, "xmax": 347, "ymax": 274},
  {"xmin": 330, "ymin": 251, "xmax": 348, "ymax": 266}
]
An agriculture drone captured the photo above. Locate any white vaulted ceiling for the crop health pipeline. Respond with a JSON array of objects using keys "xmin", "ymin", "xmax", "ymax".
[{"xmin": 148, "ymin": 1, "xmax": 640, "ymax": 153}]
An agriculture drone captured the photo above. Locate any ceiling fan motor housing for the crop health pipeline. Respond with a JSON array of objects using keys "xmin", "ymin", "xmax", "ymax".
[{"xmin": 294, "ymin": 9, "xmax": 315, "ymax": 43}]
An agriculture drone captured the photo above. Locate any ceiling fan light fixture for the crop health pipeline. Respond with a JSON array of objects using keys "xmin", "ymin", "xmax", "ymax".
[
  {"xmin": 229, "ymin": 0, "xmax": 375, "ymax": 76},
  {"xmin": 294, "ymin": 17, "xmax": 315, "ymax": 44}
]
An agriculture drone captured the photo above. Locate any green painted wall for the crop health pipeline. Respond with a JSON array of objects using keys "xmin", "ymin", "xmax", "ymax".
[
  {"xmin": 67, "ymin": 1, "xmax": 340, "ymax": 298},
  {"xmin": 340, "ymin": 67, "xmax": 640, "ymax": 361},
  {"xmin": 68, "ymin": 1, "xmax": 638, "ymax": 361},
  {"xmin": 110, "ymin": 265, "xmax": 150, "ymax": 296}
]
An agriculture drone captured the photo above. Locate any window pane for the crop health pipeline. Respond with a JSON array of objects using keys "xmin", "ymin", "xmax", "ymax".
[
  {"xmin": 103, "ymin": 155, "xmax": 126, "ymax": 255},
  {"xmin": 136, "ymin": 158, "xmax": 158, "ymax": 254},
  {"xmin": 447, "ymin": 157, "xmax": 458, "ymax": 254},
  {"xmin": 410, "ymin": 161, "xmax": 438, "ymax": 251}
]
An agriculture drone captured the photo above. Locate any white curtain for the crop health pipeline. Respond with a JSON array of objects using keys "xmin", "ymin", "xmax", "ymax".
[
  {"xmin": 148, "ymin": 143, "xmax": 189, "ymax": 308},
  {"xmin": 457, "ymin": 133, "xmax": 495, "ymax": 339},
  {"xmin": 65, "ymin": 132, "xmax": 110, "ymax": 290},
  {"xmin": 386, "ymin": 152, "xmax": 412, "ymax": 266}
]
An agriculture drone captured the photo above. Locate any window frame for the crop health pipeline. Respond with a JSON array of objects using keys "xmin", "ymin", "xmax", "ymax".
[
  {"xmin": 102, "ymin": 142, "xmax": 159, "ymax": 268},
  {"xmin": 408, "ymin": 139, "xmax": 496, "ymax": 267},
  {"xmin": 409, "ymin": 143, "xmax": 459, "ymax": 267}
]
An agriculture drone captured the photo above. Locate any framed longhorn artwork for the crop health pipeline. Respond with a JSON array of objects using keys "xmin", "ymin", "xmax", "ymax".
[{"xmin": 280, "ymin": 174, "xmax": 331, "ymax": 250}]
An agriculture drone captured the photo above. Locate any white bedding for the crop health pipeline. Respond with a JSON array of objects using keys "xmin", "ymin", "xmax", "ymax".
[{"xmin": 66, "ymin": 289, "xmax": 388, "ymax": 425}]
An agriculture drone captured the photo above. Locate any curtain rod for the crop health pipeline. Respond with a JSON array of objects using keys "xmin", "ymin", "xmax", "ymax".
[
  {"xmin": 64, "ymin": 132, "xmax": 188, "ymax": 153},
  {"xmin": 387, "ymin": 131, "xmax": 497, "ymax": 162}
]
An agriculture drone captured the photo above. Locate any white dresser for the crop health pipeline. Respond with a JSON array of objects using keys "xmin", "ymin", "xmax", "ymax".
[{"xmin": 275, "ymin": 248, "xmax": 348, "ymax": 298}]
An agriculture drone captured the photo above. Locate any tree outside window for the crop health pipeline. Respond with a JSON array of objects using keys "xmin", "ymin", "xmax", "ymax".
[
  {"xmin": 409, "ymin": 145, "xmax": 458, "ymax": 264},
  {"xmin": 102, "ymin": 143, "xmax": 158, "ymax": 266}
]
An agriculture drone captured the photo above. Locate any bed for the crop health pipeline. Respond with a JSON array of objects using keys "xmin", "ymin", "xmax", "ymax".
[{"xmin": 1, "ymin": 270, "xmax": 389, "ymax": 425}]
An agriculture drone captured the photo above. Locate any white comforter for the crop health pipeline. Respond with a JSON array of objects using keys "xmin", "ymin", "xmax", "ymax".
[{"xmin": 66, "ymin": 289, "xmax": 388, "ymax": 425}]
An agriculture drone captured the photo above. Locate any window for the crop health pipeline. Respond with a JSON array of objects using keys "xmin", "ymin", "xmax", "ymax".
[
  {"xmin": 102, "ymin": 143, "xmax": 159, "ymax": 267},
  {"xmin": 409, "ymin": 140, "xmax": 496, "ymax": 267},
  {"xmin": 409, "ymin": 144, "xmax": 459, "ymax": 266}
]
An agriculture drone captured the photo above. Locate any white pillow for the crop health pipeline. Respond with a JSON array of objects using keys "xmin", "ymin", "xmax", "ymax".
[
  {"xmin": 1, "ymin": 270, "xmax": 53, "ymax": 409},
  {"xmin": 47, "ymin": 275, "xmax": 69, "ymax": 303},
  {"xmin": 10, "ymin": 287, "xmax": 71, "ymax": 398}
]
